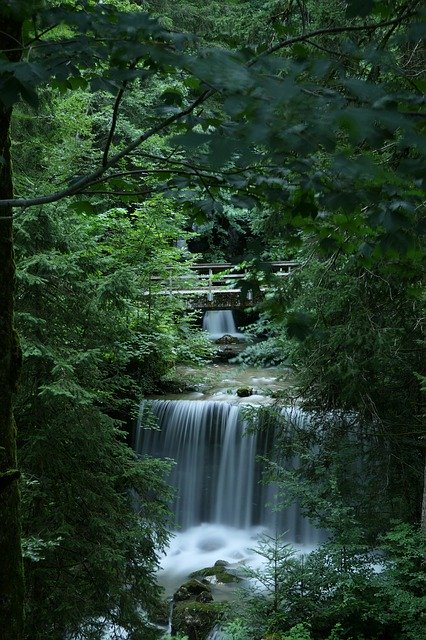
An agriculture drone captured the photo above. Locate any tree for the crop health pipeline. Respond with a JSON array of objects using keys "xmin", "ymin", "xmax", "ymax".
[
  {"xmin": 1, "ymin": 0, "xmax": 425, "ymax": 636},
  {"xmin": 0, "ymin": 6, "xmax": 26, "ymax": 637},
  {"xmin": 11, "ymin": 70, "xmax": 208, "ymax": 637},
  {"xmin": 224, "ymin": 524, "xmax": 425, "ymax": 639},
  {"xmin": 251, "ymin": 250, "xmax": 424, "ymax": 535}
]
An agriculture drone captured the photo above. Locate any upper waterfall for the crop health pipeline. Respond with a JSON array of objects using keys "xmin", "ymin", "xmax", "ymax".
[{"xmin": 202, "ymin": 310, "xmax": 245, "ymax": 340}]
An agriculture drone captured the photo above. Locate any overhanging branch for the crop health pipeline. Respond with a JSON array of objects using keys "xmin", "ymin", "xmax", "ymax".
[
  {"xmin": 0, "ymin": 88, "xmax": 213, "ymax": 208},
  {"xmin": 0, "ymin": 10, "xmax": 419, "ymax": 209}
]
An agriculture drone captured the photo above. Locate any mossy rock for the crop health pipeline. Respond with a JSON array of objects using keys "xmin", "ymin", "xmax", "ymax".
[
  {"xmin": 215, "ymin": 334, "xmax": 239, "ymax": 345},
  {"xmin": 174, "ymin": 578, "xmax": 211, "ymax": 602},
  {"xmin": 189, "ymin": 562, "xmax": 241, "ymax": 585},
  {"xmin": 236, "ymin": 386, "xmax": 253, "ymax": 397},
  {"xmin": 196, "ymin": 590, "xmax": 213, "ymax": 603},
  {"xmin": 171, "ymin": 601, "xmax": 226, "ymax": 640}
]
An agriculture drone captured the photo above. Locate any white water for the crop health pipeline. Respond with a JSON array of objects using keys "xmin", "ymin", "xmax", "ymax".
[
  {"xmin": 138, "ymin": 401, "xmax": 262, "ymax": 529},
  {"xmin": 136, "ymin": 400, "xmax": 321, "ymax": 595},
  {"xmin": 207, "ymin": 626, "xmax": 227, "ymax": 640},
  {"xmin": 203, "ymin": 310, "xmax": 246, "ymax": 340}
]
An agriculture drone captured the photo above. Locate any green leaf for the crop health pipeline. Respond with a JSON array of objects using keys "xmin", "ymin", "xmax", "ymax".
[
  {"xmin": 68, "ymin": 76, "xmax": 88, "ymax": 90},
  {"xmin": 90, "ymin": 77, "xmax": 119, "ymax": 93},
  {"xmin": 230, "ymin": 194, "xmax": 258, "ymax": 209},
  {"xmin": 196, "ymin": 198, "xmax": 223, "ymax": 215},
  {"xmin": 286, "ymin": 311, "xmax": 313, "ymax": 340},
  {"xmin": 171, "ymin": 131, "xmax": 211, "ymax": 149},
  {"xmin": 160, "ymin": 88, "xmax": 184, "ymax": 106},
  {"xmin": 346, "ymin": 0, "xmax": 375, "ymax": 17},
  {"xmin": 70, "ymin": 201, "xmax": 96, "ymax": 215}
]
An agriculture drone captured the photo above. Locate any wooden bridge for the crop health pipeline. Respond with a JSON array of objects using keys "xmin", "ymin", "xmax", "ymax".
[{"xmin": 148, "ymin": 261, "xmax": 298, "ymax": 309}]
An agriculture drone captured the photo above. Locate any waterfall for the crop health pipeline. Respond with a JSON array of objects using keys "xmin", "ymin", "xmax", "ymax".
[
  {"xmin": 202, "ymin": 310, "xmax": 245, "ymax": 340},
  {"xmin": 207, "ymin": 626, "xmax": 226, "ymax": 640},
  {"xmin": 136, "ymin": 400, "xmax": 318, "ymax": 544}
]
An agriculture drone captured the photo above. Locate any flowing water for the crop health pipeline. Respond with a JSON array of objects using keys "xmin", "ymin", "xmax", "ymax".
[
  {"xmin": 135, "ymin": 400, "xmax": 320, "ymax": 594},
  {"xmin": 135, "ymin": 311, "xmax": 321, "ymax": 596},
  {"xmin": 202, "ymin": 309, "xmax": 246, "ymax": 340}
]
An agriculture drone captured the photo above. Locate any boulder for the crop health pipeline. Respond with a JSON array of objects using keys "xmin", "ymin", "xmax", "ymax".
[
  {"xmin": 196, "ymin": 590, "xmax": 214, "ymax": 603},
  {"xmin": 236, "ymin": 386, "xmax": 253, "ymax": 397},
  {"xmin": 174, "ymin": 578, "xmax": 211, "ymax": 603},
  {"xmin": 215, "ymin": 334, "xmax": 239, "ymax": 345},
  {"xmin": 189, "ymin": 562, "xmax": 240, "ymax": 585},
  {"xmin": 214, "ymin": 559, "xmax": 230, "ymax": 567},
  {"xmin": 171, "ymin": 601, "xmax": 226, "ymax": 640}
]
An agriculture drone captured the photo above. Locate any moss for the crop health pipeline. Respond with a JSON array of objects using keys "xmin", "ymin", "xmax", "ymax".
[
  {"xmin": 236, "ymin": 386, "xmax": 253, "ymax": 397},
  {"xmin": 174, "ymin": 578, "xmax": 212, "ymax": 602},
  {"xmin": 172, "ymin": 601, "xmax": 226, "ymax": 640},
  {"xmin": 190, "ymin": 564, "xmax": 241, "ymax": 584}
]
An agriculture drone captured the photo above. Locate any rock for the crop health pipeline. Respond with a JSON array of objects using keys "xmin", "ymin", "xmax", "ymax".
[
  {"xmin": 213, "ymin": 344, "xmax": 245, "ymax": 363},
  {"xmin": 174, "ymin": 578, "xmax": 211, "ymax": 603},
  {"xmin": 215, "ymin": 334, "xmax": 239, "ymax": 345},
  {"xmin": 171, "ymin": 601, "xmax": 226, "ymax": 640},
  {"xmin": 214, "ymin": 559, "xmax": 230, "ymax": 567},
  {"xmin": 236, "ymin": 386, "xmax": 253, "ymax": 397},
  {"xmin": 196, "ymin": 590, "xmax": 214, "ymax": 603},
  {"xmin": 189, "ymin": 562, "xmax": 241, "ymax": 585}
]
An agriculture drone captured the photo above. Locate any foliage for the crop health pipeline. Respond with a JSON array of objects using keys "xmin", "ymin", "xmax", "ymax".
[
  {"xmin": 232, "ymin": 317, "xmax": 292, "ymax": 367},
  {"xmin": 218, "ymin": 618, "xmax": 251, "ymax": 640},
  {"xmin": 376, "ymin": 522, "xmax": 426, "ymax": 639},
  {"xmin": 13, "ymin": 198, "xmax": 176, "ymax": 639},
  {"xmin": 238, "ymin": 533, "xmax": 301, "ymax": 637},
  {"xmin": 1, "ymin": 0, "xmax": 424, "ymax": 236},
  {"xmin": 252, "ymin": 249, "xmax": 424, "ymax": 534},
  {"xmin": 226, "ymin": 523, "xmax": 426, "ymax": 640},
  {"xmin": 11, "ymin": 68, "xmax": 204, "ymax": 638},
  {"xmin": 279, "ymin": 624, "xmax": 313, "ymax": 640},
  {"xmin": 0, "ymin": 0, "xmax": 425, "ymax": 638}
]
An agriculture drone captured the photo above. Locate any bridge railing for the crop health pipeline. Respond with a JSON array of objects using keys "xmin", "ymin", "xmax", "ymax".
[{"xmin": 147, "ymin": 261, "xmax": 299, "ymax": 300}]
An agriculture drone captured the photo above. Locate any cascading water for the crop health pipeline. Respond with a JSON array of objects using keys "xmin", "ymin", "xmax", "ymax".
[
  {"xmin": 202, "ymin": 310, "xmax": 245, "ymax": 340},
  {"xmin": 138, "ymin": 401, "xmax": 268, "ymax": 530},
  {"xmin": 207, "ymin": 626, "xmax": 226, "ymax": 640},
  {"xmin": 135, "ymin": 399, "xmax": 321, "ymax": 590}
]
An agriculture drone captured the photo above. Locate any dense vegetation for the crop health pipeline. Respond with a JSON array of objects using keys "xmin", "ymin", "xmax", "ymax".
[{"xmin": 0, "ymin": 0, "xmax": 424, "ymax": 639}]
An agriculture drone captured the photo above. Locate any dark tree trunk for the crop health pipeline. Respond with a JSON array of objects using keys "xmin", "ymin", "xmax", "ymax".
[
  {"xmin": 0, "ymin": 11, "xmax": 25, "ymax": 640},
  {"xmin": 422, "ymin": 454, "xmax": 426, "ymax": 534}
]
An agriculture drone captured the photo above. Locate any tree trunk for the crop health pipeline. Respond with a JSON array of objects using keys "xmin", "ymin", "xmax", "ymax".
[
  {"xmin": 0, "ymin": 11, "xmax": 25, "ymax": 640},
  {"xmin": 422, "ymin": 453, "xmax": 426, "ymax": 534}
]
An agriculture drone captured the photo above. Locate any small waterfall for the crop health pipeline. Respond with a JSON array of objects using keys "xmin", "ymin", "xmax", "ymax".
[
  {"xmin": 202, "ymin": 310, "xmax": 245, "ymax": 340},
  {"xmin": 207, "ymin": 626, "xmax": 226, "ymax": 640},
  {"xmin": 136, "ymin": 400, "xmax": 318, "ymax": 544}
]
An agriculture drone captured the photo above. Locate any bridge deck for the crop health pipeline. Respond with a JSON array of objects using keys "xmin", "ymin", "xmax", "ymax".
[{"xmin": 145, "ymin": 261, "xmax": 298, "ymax": 308}]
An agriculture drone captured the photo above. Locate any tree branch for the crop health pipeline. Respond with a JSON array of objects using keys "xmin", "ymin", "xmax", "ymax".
[
  {"xmin": 0, "ymin": 88, "xmax": 214, "ymax": 208},
  {"xmin": 102, "ymin": 59, "xmax": 139, "ymax": 167},
  {"xmin": 367, "ymin": 0, "xmax": 422, "ymax": 81},
  {"xmin": 249, "ymin": 13, "xmax": 419, "ymax": 66},
  {"xmin": 0, "ymin": 10, "xmax": 419, "ymax": 209}
]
